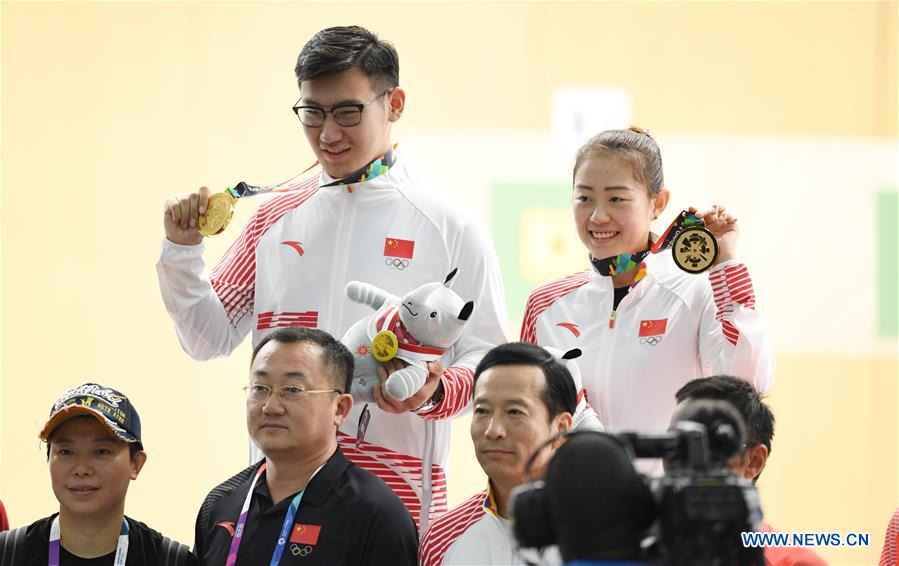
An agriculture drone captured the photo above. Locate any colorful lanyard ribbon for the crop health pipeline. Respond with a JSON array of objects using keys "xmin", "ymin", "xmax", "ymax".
[
  {"xmin": 227, "ymin": 461, "xmax": 324, "ymax": 566},
  {"xmin": 227, "ymin": 146, "xmax": 398, "ymax": 199},
  {"xmin": 482, "ymin": 484, "xmax": 501, "ymax": 518},
  {"xmin": 590, "ymin": 210, "xmax": 704, "ymax": 277},
  {"xmin": 49, "ymin": 516, "xmax": 129, "ymax": 566},
  {"xmin": 200, "ymin": 146, "xmax": 399, "ymax": 237},
  {"xmin": 321, "ymin": 145, "xmax": 397, "ymax": 188}
]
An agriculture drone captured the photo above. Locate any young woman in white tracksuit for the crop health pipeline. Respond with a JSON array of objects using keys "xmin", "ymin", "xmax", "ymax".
[{"xmin": 521, "ymin": 127, "xmax": 774, "ymax": 436}]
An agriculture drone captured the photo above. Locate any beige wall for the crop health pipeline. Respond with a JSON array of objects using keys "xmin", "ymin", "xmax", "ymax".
[{"xmin": 2, "ymin": 2, "xmax": 896, "ymax": 564}]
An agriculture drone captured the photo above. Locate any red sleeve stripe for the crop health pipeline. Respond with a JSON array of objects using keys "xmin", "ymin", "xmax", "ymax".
[
  {"xmin": 338, "ymin": 435, "xmax": 425, "ymax": 526},
  {"xmin": 419, "ymin": 490, "xmax": 488, "ymax": 566},
  {"xmin": 520, "ymin": 271, "xmax": 591, "ymax": 343},
  {"xmin": 709, "ymin": 264, "xmax": 756, "ymax": 346},
  {"xmin": 879, "ymin": 510, "xmax": 898, "ymax": 565},
  {"xmin": 212, "ymin": 184, "xmax": 318, "ymax": 299},
  {"xmin": 345, "ymin": 441, "xmax": 432, "ymax": 464},
  {"xmin": 212, "ymin": 180, "xmax": 319, "ymax": 284},
  {"xmin": 419, "ymin": 366, "xmax": 474, "ymax": 421},
  {"xmin": 209, "ymin": 179, "xmax": 320, "ymax": 325},
  {"xmin": 211, "ymin": 189, "xmax": 318, "ymax": 323},
  {"xmin": 722, "ymin": 321, "xmax": 740, "ymax": 346},
  {"xmin": 337, "ymin": 432, "xmax": 449, "ymax": 528}
]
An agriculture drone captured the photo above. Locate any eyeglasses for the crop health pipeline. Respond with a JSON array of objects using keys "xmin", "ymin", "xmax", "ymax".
[
  {"xmin": 292, "ymin": 89, "xmax": 393, "ymax": 128},
  {"xmin": 243, "ymin": 383, "xmax": 343, "ymax": 403}
]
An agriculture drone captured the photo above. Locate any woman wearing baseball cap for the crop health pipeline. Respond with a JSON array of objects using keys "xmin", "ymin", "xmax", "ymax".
[{"xmin": 0, "ymin": 383, "xmax": 195, "ymax": 566}]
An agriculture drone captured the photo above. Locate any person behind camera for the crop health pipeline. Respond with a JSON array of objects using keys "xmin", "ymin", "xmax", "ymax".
[
  {"xmin": 675, "ymin": 376, "xmax": 826, "ymax": 566},
  {"xmin": 512, "ymin": 396, "xmax": 776, "ymax": 566},
  {"xmin": 512, "ymin": 431, "xmax": 656, "ymax": 565},
  {"xmin": 419, "ymin": 342, "xmax": 576, "ymax": 565}
]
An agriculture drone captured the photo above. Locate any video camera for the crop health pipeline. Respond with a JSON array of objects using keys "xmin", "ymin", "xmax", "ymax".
[{"xmin": 510, "ymin": 400, "xmax": 765, "ymax": 566}]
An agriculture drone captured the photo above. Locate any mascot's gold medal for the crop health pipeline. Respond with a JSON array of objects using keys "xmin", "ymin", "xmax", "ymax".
[
  {"xmin": 371, "ymin": 330, "xmax": 399, "ymax": 362},
  {"xmin": 197, "ymin": 191, "xmax": 237, "ymax": 236},
  {"xmin": 672, "ymin": 226, "xmax": 718, "ymax": 274}
]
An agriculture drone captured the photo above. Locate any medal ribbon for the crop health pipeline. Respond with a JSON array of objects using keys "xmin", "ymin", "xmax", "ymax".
[
  {"xmin": 227, "ymin": 146, "xmax": 398, "ymax": 199},
  {"xmin": 373, "ymin": 306, "xmax": 447, "ymax": 362},
  {"xmin": 49, "ymin": 516, "xmax": 129, "ymax": 566},
  {"xmin": 590, "ymin": 210, "xmax": 703, "ymax": 280},
  {"xmin": 227, "ymin": 461, "xmax": 326, "ymax": 566}
]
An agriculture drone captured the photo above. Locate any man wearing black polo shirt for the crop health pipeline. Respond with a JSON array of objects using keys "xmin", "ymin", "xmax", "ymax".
[{"xmin": 194, "ymin": 327, "xmax": 418, "ymax": 565}]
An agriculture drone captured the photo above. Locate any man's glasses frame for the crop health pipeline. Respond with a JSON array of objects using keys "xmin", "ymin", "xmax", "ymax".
[
  {"xmin": 243, "ymin": 383, "xmax": 343, "ymax": 403},
  {"xmin": 292, "ymin": 88, "xmax": 393, "ymax": 128}
]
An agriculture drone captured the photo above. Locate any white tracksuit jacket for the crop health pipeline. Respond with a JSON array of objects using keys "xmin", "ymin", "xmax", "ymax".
[
  {"xmin": 521, "ymin": 252, "xmax": 774, "ymax": 434},
  {"xmin": 419, "ymin": 487, "xmax": 562, "ymax": 566},
  {"xmin": 156, "ymin": 152, "xmax": 509, "ymax": 532}
]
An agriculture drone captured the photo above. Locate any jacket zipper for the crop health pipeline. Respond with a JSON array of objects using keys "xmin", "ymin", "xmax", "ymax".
[
  {"xmin": 329, "ymin": 186, "xmax": 356, "ymax": 330},
  {"xmin": 421, "ymin": 420, "xmax": 435, "ymax": 534},
  {"xmin": 597, "ymin": 282, "xmax": 638, "ymax": 421}
]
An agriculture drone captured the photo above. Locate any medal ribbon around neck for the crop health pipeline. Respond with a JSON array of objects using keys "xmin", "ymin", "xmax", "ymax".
[
  {"xmin": 227, "ymin": 145, "xmax": 397, "ymax": 198},
  {"xmin": 49, "ymin": 516, "xmax": 129, "ymax": 566},
  {"xmin": 198, "ymin": 146, "xmax": 398, "ymax": 237},
  {"xmin": 590, "ymin": 210, "xmax": 713, "ymax": 284}
]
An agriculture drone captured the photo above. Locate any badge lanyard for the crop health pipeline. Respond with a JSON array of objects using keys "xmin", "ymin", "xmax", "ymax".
[
  {"xmin": 49, "ymin": 516, "xmax": 129, "ymax": 566},
  {"xmin": 226, "ymin": 461, "xmax": 325, "ymax": 566}
]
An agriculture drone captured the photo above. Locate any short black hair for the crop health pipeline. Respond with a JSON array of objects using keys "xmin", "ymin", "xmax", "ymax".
[
  {"xmin": 252, "ymin": 327, "xmax": 355, "ymax": 394},
  {"xmin": 473, "ymin": 342, "xmax": 577, "ymax": 420},
  {"xmin": 295, "ymin": 26, "xmax": 399, "ymax": 92},
  {"xmin": 547, "ymin": 432, "xmax": 656, "ymax": 561},
  {"xmin": 675, "ymin": 376, "xmax": 775, "ymax": 455}
]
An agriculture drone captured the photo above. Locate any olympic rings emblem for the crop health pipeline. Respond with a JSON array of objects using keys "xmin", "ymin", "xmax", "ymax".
[
  {"xmin": 640, "ymin": 336, "xmax": 663, "ymax": 347},
  {"xmin": 384, "ymin": 257, "xmax": 410, "ymax": 270},
  {"xmin": 290, "ymin": 543, "xmax": 313, "ymax": 557}
]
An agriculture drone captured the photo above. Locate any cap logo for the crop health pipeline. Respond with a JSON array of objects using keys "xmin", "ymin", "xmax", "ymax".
[
  {"xmin": 54, "ymin": 384, "xmax": 125, "ymax": 411},
  {"xmin": 43, "ymin": 383, "xmax": 140, "ymax": 445}
]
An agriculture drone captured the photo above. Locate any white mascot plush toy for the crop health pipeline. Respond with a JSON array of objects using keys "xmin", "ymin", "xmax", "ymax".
[
  {"xmin": 542, "ymin": 346, "xmax": 605, "ymax": 431},
  {"xmin": 341, "ymin": 268, "xmax": 474, "ymax": 403}
]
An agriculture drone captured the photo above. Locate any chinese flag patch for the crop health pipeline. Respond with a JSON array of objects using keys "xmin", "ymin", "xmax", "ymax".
[
  {"xmin": 290, "ymin": 523, "xmax": 322, "ymax": 545},
  {"xmin": 638, "ymin": 319, "xmax": 668, "ymax": 337},
  {"xmin": 384, "ymin": 237, "xmax": 415, "ymax": 259}
]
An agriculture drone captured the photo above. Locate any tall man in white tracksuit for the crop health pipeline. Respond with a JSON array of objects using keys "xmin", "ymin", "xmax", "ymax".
[{"xmin": 156, "ymin": 26, "xmax": 508, "ymax": 533}]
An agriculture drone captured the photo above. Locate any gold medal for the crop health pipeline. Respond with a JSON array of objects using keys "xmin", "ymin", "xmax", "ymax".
[
  {"xmin": 197, "ymin": 191, "xmax": 237, "ymax": 236},
  {"xmin": 672, "ymin": 226, "xmax": 718, "ymax": 273},
  {"xmin": 371, "ymin": 330, "xmax": 399, "ymax": 362}
]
